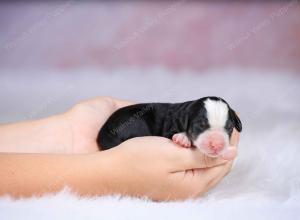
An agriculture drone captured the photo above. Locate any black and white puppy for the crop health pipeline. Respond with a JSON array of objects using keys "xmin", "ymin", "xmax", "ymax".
[{"xmin": 97, "ymin": 96, "xmax": 242, "ymax": 157}]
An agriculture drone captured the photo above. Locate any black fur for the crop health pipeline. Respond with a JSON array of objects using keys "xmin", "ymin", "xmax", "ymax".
[{"xmin": 97, "ymin": 96, "xmax": 242, "ymax": 150}]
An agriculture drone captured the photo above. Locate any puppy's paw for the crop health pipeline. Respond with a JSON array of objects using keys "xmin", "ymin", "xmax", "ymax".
[{"xmin": 172, "ymin": 132, "xmax": 191, "ymax": 148}]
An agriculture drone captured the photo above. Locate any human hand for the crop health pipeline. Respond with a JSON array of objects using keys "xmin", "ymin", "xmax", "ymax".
[
  {"xmin": 0, "ymin": 96, "xmax": 133, "ymax": 154},
  {"xmin": 0, "ymin": 95, "xmax": 239, "ymax": 200},
  {"xmin": 99, "ymin": 130, "xmax": 239, "ymax": 201},
  {"xmin": 63, "ymin": 97, "xmax": 134, "ymax": 153}
]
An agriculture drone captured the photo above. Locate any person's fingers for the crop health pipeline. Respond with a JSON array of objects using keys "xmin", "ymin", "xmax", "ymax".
[
  {"xmin": 221, "ymin": 147, "xmax": 237, "ymax": 160},
  {"xmin": 230, "ymin": 129, "xmax": 240, "ymax": 147},
  {"xmin": 111, "ymin": 97, "xmax": 135, "ymax": 109},
  {"xmin": 179, "ymin": 160, "xmax": 234, "ymax": 199},
  {"xmin": 167, "ymin": 162, "xmax": 229, "ymax": 200},
  {"xmin": 170, "ymin": 145, "xmax": 237, "ymax": 171},
  {"xmin": 205, "ymin": 160, "xmax": 234, "ymax": 190},
  {"xmin": 122, "ymin": 137, "xmax": 233, "ymax": 171},
  {"xmin": 79, "ymin": 96, "xmax": 134, "ymax": 112}
]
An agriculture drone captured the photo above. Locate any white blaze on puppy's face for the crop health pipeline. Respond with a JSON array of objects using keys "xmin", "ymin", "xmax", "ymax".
[
  {"xmin": 193, "ymin": 98, "xmax": 230, "ymax": 157},
  {"xmin": 205, "ymin": 99, "xmax": 228, "ymax": 129}
]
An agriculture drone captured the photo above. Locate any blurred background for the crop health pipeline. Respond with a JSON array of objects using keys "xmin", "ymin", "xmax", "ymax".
[
  {"xmin": 0, "ymin": 0, "xmax": 299, "ymax": 125},
  {"xmin": 1, "ymin": 1, "xmax": 300, "ymax": 216}
]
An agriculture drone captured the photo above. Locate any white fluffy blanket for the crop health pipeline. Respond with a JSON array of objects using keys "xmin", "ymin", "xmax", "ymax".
[{"xmin": 0, "ymin": 68, "xmax": 299, "ymax": 219}]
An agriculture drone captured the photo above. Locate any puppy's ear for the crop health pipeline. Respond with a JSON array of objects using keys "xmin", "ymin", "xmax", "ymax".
[{"xmin": 229, "ymin": 109, "xmax": 242, "ymax": 132}]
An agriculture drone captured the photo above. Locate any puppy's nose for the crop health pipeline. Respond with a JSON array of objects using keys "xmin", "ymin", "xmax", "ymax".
[
  {"xmin": 208, "ymin": 133, "xmax": 225, "ymax": 151},
  {"xmin": 209, "ymin": 141, "xmax": 224, "ymax": 151}
]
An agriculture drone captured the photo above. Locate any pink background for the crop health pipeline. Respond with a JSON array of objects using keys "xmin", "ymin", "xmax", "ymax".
[{"xmin": 0, "ymin": 1, "xmax": 300, "ymax": 72}]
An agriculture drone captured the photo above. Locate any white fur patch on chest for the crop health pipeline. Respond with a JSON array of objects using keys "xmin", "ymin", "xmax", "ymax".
[{"xmin": 204, "ymin": 98, "xmax": 228, "ymax": 129}]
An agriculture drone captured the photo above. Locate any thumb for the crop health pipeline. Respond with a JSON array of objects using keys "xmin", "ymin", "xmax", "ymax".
[
  {"xmin": 171, "ymin": 146, "xmax": 237, "ymax": 172},
  {"xmin": 220, "ymin": 147, "xmax": 237, "ymax": 160}
]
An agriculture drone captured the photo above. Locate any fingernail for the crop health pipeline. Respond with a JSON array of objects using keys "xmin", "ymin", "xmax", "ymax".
[{"xmin": 222, "ymin": 147, "xmax": 237, "ymax": 160}]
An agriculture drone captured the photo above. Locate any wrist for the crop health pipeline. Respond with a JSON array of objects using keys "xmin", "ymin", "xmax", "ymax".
[
  {"xmin": 87, "ymin": 147, "xmax": 138, "ymax": 197},
  {"xmin": 79, "ymin": 150, "xmax": 122, "ymax": 196}
]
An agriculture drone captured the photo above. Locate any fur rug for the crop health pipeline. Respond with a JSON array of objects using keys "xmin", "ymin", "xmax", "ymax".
[{"xmin": 0, "ymin": 68, "xmax": 299, "ymax": 219}]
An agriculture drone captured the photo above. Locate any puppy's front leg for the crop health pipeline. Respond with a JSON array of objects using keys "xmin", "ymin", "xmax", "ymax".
[{"xmin": 172, "ymin": 132, "xmax": 191, "ymax": 148}]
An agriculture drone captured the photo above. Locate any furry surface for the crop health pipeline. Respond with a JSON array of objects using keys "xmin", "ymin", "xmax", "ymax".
[{"xmin": 0, "ymin": 68, "xmax": 300, "ymax": 219}]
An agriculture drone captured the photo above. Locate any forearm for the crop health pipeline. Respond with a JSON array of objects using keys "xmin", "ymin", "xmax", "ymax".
[
  {"xmin": 0, "ymin": 96, "xmax": 133, "ymax": 154},
  {"xmin": 0, "ymin": 114, "xmax": 72, "ymax": 154},
  {"xmin": 0, "ymin": 152, "xmax": 111, "ymax": 198}
]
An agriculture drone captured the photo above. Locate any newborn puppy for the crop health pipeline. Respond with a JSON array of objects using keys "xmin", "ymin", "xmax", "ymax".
[{"xmin": 97, "ymin": 96, "xmax": 242, "ymax": 157}]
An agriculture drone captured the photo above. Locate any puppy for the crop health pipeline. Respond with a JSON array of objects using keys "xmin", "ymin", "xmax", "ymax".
[{"xmin": 97, "ymin": 96, "xmax": 242, "ymax": 157}]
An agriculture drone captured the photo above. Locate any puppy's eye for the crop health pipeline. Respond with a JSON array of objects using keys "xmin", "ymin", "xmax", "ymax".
[
  {"xmin": 199, "ymin": 119, "xmax": 207, "ymax": 129},
  {"xmin": 226, "ymin": 120, "xmax": 234, "ymax": 130}
]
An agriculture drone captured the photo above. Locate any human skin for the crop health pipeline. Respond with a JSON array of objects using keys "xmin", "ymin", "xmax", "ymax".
[{"xmin": 0, "ymin": 97, "xmax": 239, "ymax": 201}]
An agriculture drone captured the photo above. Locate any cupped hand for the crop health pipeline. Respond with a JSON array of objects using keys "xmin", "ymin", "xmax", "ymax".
[
  {"xmin": 99, "ymin": 130, "xmax": 239, "ymax": 201},
  {"xmin": 63, "ymin": 97, "xmax": 134, "ymax": 153},
  {"xmin": 65, "ymin": 96, "xmax": 240, "ymax": 201}
]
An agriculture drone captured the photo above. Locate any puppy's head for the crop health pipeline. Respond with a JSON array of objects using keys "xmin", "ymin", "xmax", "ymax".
[{"xmin": 187, "ymin": 97, "xmax": 242, "ymax": 157}]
